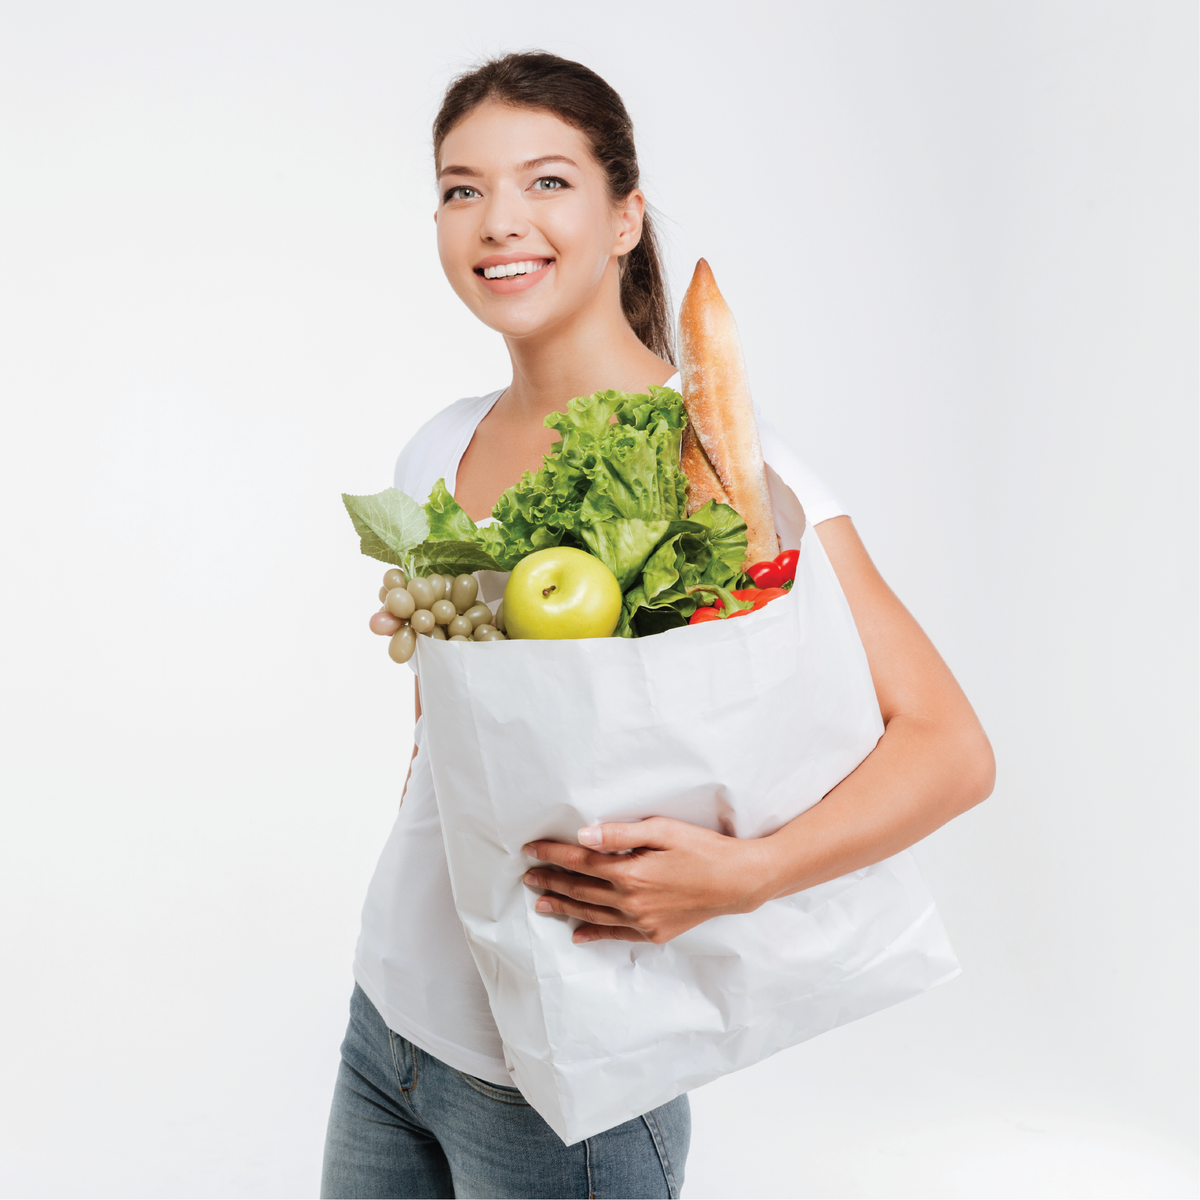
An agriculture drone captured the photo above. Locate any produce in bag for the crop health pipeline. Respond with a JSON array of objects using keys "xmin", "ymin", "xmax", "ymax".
[
  {"xmin": 343, "ymin": 383, "xmax": 785, "ymax": 639},
  {"xmin": 364, "ymin": 567, "xmax": 507, "ymax": 660}
]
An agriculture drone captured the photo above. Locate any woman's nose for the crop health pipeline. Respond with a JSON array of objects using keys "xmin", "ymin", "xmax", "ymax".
[{"xmin": 479, "ymin": 186, "xmax": 530, "ymax": 243}]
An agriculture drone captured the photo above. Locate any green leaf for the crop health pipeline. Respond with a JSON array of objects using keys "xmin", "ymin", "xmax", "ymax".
[
  {"xmin": 687, "ymin": 582, "xmax": 756, "ymax": 614},
  {"xmin": 425, "ymin": 479, "xmax": 483, "ymax": 543},
  {"xmin": 577, "ymin": 518, "xmax": 672, "ymax": 592},
  {"xmin": 409, "ymin": 540, "xmax": 503, "ymax": 577},
  {"xmin": 342, "ymin": 488, "xmax": 430, "ymax": 567},
  {"xmin": 639, "ymin": 532, "xmax": 688, "ymax": 602},
  {"xmin": 685, "ymin": 501, "xmax": 748, "ymax": 586}
]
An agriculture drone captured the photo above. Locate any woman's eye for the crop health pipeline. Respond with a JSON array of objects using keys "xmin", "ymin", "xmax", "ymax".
[
  {"xmin": 532, "ymin": 177, "xmax": 568, "ymax": 192},
  {"xmin": 443, "ymin": 185, "xmax": 480, "ymax": 202}
]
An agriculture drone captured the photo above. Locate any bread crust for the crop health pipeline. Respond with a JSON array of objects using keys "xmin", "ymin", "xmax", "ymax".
[
  {"xmin": 679, "ymin": 423, "xmax": 730, "ymax": 510},
  {"xmin": 678, "ymin": 259, "xmax": 778, "ymax": 564}
]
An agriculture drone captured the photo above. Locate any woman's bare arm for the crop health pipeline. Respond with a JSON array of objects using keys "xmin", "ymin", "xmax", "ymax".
[
  {"xmin": 755, "ymin": 515, "xmax": 994, "ymax": 896},
  {"xmin": 522, "ymin": 516, "xmax": 995, "ymax": 942}
]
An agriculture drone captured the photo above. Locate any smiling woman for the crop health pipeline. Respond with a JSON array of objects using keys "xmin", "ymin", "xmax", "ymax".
[{"xmin": 320, "ymin": 50, "xmax": 992, "ymax": 1200}]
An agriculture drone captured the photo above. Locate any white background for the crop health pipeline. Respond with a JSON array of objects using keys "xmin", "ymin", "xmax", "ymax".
[{"xmin": 0, "ymin": 2, "xmax": 1195, "ymax": 1196}]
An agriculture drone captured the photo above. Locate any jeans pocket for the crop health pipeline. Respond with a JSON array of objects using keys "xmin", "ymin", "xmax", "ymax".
[{"xmin": 452, "ymin": 1069, "xmax": 530, "ymax": 1106}]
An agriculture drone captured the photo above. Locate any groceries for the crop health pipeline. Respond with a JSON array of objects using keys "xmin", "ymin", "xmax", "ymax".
[
  {"xmin": 747, "ymin": 560, "xmax": 786, "ymax": 589},
  {"xmin": 343, "ymin": 386, "xmax": 758, "ymax": 639},
  {"xmin": 678, "ymin": 259, "xmax": 778, "ymax": 566},
  {"xmin": 365, "ymin": 567, "xmax": 507, "ymax": 663},
  {"xmin": 686, "ymin": 547, "xmax": 801, "ymax": 624},
  {"xmin": 745, "ymin": 547, "xmax": 801, "ymax": 592},
  {"xmin": 773, "ymin": 548, "xmax": 800, "ymax": 583},
  {"xmin": 502, "ymin": 547, "xmax": 623, "ymax": 641},
  {"xmin": 688, "ymin": 585, "xmax": 780, "ymax": 625}
]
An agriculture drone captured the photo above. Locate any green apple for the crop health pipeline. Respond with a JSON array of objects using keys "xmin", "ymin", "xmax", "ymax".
[{"xmin": 503, "ymin": 547, "xmax": 622, "ymax": 640}]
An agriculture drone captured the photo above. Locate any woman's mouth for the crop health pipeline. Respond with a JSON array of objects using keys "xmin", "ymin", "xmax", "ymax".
[
  {"xmin": 474, "ymin": 258, "xmax": 554, "ymax": 294},
  {"xmin": 477, "ymin": 258, "xmax": 552, "ymax": 280}
]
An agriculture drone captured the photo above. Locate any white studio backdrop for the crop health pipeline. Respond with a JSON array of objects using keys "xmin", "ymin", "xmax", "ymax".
[{"xmin": 0, "ymin": 2, "xmax": 1195, "ymax": 1197}]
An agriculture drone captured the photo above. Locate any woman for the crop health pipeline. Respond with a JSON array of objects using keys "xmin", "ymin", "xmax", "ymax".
[{"xmin": 321, "ymin": 52, "xmax": 994, "ymax": 1200}]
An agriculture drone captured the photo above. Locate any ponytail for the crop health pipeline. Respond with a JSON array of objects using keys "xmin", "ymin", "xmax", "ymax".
[{"xmin": 620, "ymin": 210, "xmax": 674, "ymax": 364}]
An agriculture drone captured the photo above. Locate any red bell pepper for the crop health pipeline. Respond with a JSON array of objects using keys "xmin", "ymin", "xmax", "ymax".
[
  {"xmin": 686, "ymin": 584, "xmax": 757, "ymax": 622},
  {"xmin": 750, "ymin": 586, "xmax": 788, "ymax": 609}
]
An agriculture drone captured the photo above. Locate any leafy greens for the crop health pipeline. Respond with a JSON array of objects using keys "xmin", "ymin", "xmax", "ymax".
[{"xmin": 342, "ymin": 385, "xmax": 748, "ymax": 637}]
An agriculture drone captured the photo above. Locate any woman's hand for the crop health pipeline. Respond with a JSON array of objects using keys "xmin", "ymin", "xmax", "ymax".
[{"xmin": 522, "ymin": 819, "xmax": 775, "ymax": 944}]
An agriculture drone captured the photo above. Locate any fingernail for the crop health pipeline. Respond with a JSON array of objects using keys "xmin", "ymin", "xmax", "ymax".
[
  {"xmin": 573, "ymin": 930, "xmax": 594, "ymax": 943},
  {"xmin": 523, "ymin": 871, "xmax": 540, "ymax": 886},
  {"xmin": 523, "ymin": 844, "xmax": 542, "ymax": 860},
  {"xmin": 535, "ymin": 898, "xmax": 553, "ymax": 913},
  {"xmin": 578, "ymin": 826, "xmax": 603, "ymax": 847}
]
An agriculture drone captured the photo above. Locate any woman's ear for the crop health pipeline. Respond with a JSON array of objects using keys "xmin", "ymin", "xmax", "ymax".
[{"xmin": 612, "ymin": 189, "xmax": 646, "ymax": 256}]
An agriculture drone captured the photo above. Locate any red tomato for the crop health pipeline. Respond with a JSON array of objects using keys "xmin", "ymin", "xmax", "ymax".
[
  {"xmin": 689, "ymin": 606, "xmax": 722, "ymax": 625},
  {"xmin": 746, "ymin": 561, "xmax": 785, "ymax": 589},
  {"xmin": 773, "ymin": 548, "xmax": 800, "ymax": 583}
]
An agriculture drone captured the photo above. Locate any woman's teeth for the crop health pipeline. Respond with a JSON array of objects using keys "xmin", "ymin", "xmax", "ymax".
[{"xmin": 481, "ymin": 260, "xmax": 549, "ymax": 280}]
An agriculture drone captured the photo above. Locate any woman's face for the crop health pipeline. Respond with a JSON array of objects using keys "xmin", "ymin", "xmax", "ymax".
[{"xmin": 435, "ymin": 103, "xmax": 643, "ymax": 342}]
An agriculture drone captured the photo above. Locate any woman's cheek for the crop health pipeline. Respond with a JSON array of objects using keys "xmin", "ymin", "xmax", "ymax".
[
  {"xmin": 436, "ymin": 215, "xmax": 472, "ymax": 281},
  {"xmin": 438, "ymin": 244, "xmax": 483, "ymax": 310},
  {"xmin": 541, "ymin": 221, "xmax": 610, "ymax": 295}
]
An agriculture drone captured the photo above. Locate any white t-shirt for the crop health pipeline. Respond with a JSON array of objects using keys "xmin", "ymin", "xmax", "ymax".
[{"xmin": 352, "ymin": 374, "xmax": 847, "ymax": 1086}]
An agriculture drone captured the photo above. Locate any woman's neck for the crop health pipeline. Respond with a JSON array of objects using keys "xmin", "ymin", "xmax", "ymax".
[{"xmin": 499, "ymin": 277, "xmax": 675, "ymax": 420}]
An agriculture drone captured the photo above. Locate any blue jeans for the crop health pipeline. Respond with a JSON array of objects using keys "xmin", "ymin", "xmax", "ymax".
[{"xmin": 321, "ymin": 984, "xmax": 690, "ymax": 1199}]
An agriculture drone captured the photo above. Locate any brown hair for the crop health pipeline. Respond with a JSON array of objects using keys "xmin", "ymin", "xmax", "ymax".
[{"xmin": 433, "ymin": 52, "xmax": 674, "ymax": 365}]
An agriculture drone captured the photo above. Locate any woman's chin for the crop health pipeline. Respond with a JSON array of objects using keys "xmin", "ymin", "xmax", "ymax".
[{"xmin": 474, "ymin": 300, "xmax": 571, "ymax": 343}]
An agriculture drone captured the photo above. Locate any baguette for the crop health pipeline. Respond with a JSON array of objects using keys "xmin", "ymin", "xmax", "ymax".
[{"xmin": 677, "ymin": 259, "xmax": 778, "ymax": 565}]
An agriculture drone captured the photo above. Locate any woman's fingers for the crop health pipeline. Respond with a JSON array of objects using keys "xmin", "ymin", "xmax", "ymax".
[
  {"xmin": 531, "ymin": 888, "xmax": 632, "ymax": 928},
  {"xmin": 572, "ymin": 923, "xmax": 651, "ymax": 944},
  {"xmin": 522, "ymin": 841, "xmax": 625, "ymax": 881},
  {"xmin": 575, "ymin": 818, "xmax": 674, "ymax": 852},
  {"xmin": 525, "ymin": 867, "xmax": 663, "ymax": 940},
  {"xmin": 524, "ymin": 868, "xmax": 618, "ymax": 908},
  {"xmin": 523, "ymin": 817, "xmax": 679, "ymax": 877}
]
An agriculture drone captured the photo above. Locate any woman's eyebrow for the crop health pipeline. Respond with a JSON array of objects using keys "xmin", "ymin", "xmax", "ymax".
[
  {"xmin": 521, "ymin": 155, "xmax": 579, "ymax": 171},
  {"xmin": 438, "ymin": 154, "xmax": 579, "ymax": 182}
]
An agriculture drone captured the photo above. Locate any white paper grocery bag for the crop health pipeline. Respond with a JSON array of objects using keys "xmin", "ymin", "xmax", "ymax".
[{"xmin": 416, "ymin": 522, "xmax": 960, "ymax": 1145}]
